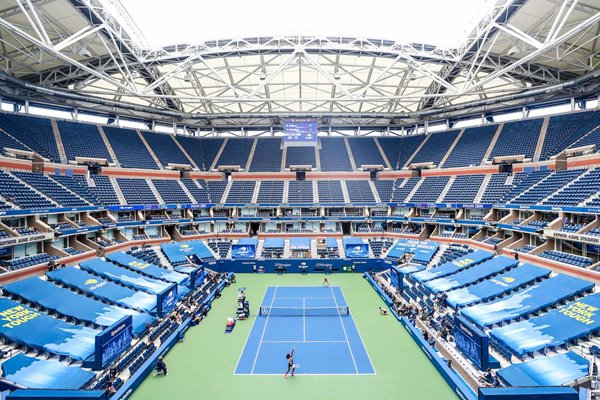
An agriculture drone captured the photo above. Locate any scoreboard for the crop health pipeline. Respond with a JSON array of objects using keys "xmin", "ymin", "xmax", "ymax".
[{"xmin": 283, "ymin": 118, "xmax": 318, "ymax": 146}]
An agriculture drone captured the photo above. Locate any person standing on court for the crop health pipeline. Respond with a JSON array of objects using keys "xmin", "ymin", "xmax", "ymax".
[
  {"xmin": 156, "ymin": 356, "xmax": 168, "ymax": 376},
  {"xmin": 284, "ymin": 348, "xmax": 296, "ymax": 379}
]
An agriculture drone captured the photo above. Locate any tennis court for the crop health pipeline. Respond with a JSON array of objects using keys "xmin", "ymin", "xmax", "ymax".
[{"xmin": 235, "ymin": 286, "xmax": 375, "ymax": 375}]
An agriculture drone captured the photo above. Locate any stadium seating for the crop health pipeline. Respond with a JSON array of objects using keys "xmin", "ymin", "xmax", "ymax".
[
  {"xmin": 488, "ymin": 118, "xmax": 542, "ymax": 160},
  {"xmin": 480, "ymin": 173, "xmax": 512, "ymax": 203},
  {"xmin": 181, "ymin": 179, "xmax": 210, "ymax": 203},
  {"xmin": 215, "ymin": 138, "xmax": 254, "ymax": 168},
  {"xmin": 345, "ymin": 180, "xmax": 376, "ymax": 203},
  {"xmin": 319, "ymin": 138, "xmax": 353, "ymax": 171},
  {"xmin": 391, "ymin": 178, "xmax": 420, "ymax": 202},
  {"xmin": 103, "ymin": 127, "xmax": 159, "ymax": 169},
  {"xmin": 539, "ymin": 250, "xmax": 593, "ymax": 268},
  {"xmin": 317, "ymin": 181, "xmax": 345, "ymax": 203},
  {"xmin": 410, "ymin": 130, "xmax": 460, "ymax": 166},
  {"xmin": 90, "ymin": 175, "xmax": 121, "ymax": 205},
  {"xmin": 249, "ymin": 138, "xmax": 282, "ymax": 172},
  {"xmin": 57, "ymin": 120, "xmax": 112, "ymax": 162},
  {"xmin": 510, "ymin": 169, "xmax": 585, "ymax": 205},
  {"xmin": 442, "ymin": 175, "xmax": 484, "ymax": 203},
  {"xmin": 0, "ymin": 113, "xmax": 61, "ymax": 162},
  {"xmin": 256, "ymin": 181, "xmax": 284, "ymax": 203},
  {"xmin": 542, "ymin": 110, "xmax": 600, "ymax": 158},
  {"xmin": 347, "ymin": 138, "xmax": 386, "ymax": 167},
  {"xmin": 500, "ymin": 170, "xmax": 552, "ymax": 202},
  {"xmin": 378, "ymin": 135, "xmax": 426, "ymax": 170},
  {"xmin": 175, "ymin": 137, "xmax": 225, "ymax": 171},
  {"xmin": 225, "ymin": 181, "xmax": 256, "ymax": 203},
  {"xmin": 13, "ymin": 171, "xmax": 89, "ymax": 207},
  {"xmin": 443, "ymin": 125, "xmax": 497, "ymax": 167},
  {"xmin": 0, "ymin": 130, "xmax": 31, "ymax": 153},
  {"xmin": 285, "ymin": 146, "xmax": 316, "ymax": 168},
  {"xmin": 373, "ymin": 180, "xmax": 394, "ymax": 202},
  {"xmin": 543, "ymin": 168, "xmax": 600, "ymax": 206},
  {"xmin": 152, "ymin": 179, "xmax": 192, "ymax": 204},
  {"xmin": 143, "ymin": 131, "xmax": 191, "ymax": 167},
  {"xmin": 288, "ymin": 181, "xmax": 314, "ymax": 203},
  {"xmin": 116, "ymin": 178, "xmax": 159, "ymax": 205},
  {"xmin": 409, "ymin": 176, "xmax": 450, "ymax": 203}
]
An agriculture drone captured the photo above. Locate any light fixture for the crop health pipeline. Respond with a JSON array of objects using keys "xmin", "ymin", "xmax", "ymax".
[
  {"xmin": 507, "ymin": 43, "xmax": 519, "ymax": 56},
  {"xmin": 334, "ymin": 72, "xmax": 342, "ymax": 80},
  {"xmin": 259, "ymin": 72, "xmax": 267, "ymax": 80}
]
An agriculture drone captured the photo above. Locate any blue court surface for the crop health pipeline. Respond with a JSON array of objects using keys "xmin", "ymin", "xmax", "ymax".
[{"xmin": 235, "ymin": 286, "xmax": 375, "ymax": 375}]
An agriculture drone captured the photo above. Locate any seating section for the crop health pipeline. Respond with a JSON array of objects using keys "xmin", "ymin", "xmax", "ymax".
[
  {"xmin": 249, "ymin": 138, "xmax": 282, "ymax": 172},
  {"xmin": 541, "ymin": 110, "xmax": 600, "ymax": 159},
  {"xmin": 374, "ymin": 180, "xmax": 394, "ymax": 202},
  {"xmin": 409, "ymin": 176, "xmax": 450, "ymax": 203},
  {"xmin": 142, "ymin": 131, "xmax": 190, "ymax": 167},
  {"xmin": 539, "ymin": 250, "xmax": 593, "ymax": 268},
  {"xmin": 90, "ymin": 175, "xmax": 121, "ymax": 205},
  {"xmin": 442, "ymin": 175, "xmax": 484, "ymax": 203},
  {"xmin": 225, "ymin": 181, "xmax": 256, "ymax": 203},
  {"xmin": 510, "ymin": 169, "xmax": 585, "ymax": 205},
  {"xmin": 410, "ymin": 130, "xmax": 460, "ymax": 166},
  {"xmin": 500, "ymin": 170, "xmax": 551, "ymax": 202},
  {"xmin": 285, "ymin": 146, "xmax": 316, "ymax": 168},
  {"xmin": 0, "ymin": 130, "xmax": 31, "ymax": 153},
  {"xmin": 391, "ymin": 178, "xmax": 419, "ymax": 202},
  {"xmin": 443, "ymin": 125, "xmax": 496, "ymax": 167},
  {"xmin": 57, "ymin": 120, "xmax": 112, "ymax": 162},
  {"xmin": 181, "ymin": 179, "xmax": 210, "ymax": 203},
  {"xmin": 345, "ymin": 180, "xmax": 375, "ymax": 203},
  {"xmin": 175, "ymin": 137, "xmax": 224, "ymax": 170},
  {"xmin": 50, "ymin": 174, "xmax": 100, "ymax": 205},
  {"xmin": 569, "ymin": 125, "xmax": 600, "ymax": 150},
  {"xmin": 215, "ymin": 138, "xmax": 254, "ymax": 168},
  {"xmin": 116, "ymin": 178, "xmax": 159, "ymax": 205},
  {"xmin": 206, "ymin": 181, "xmax": 228, "ymax": 203},
  {"xmin": 317, "ymin": 181, "xmax": 345, "ymax": 203},
  {"xmin": 0, "ymin": 113, "xmax": 60, "ymax": 162},
  {"xmin": 256, "ymin": 181, "xmax": 284, "ymax": 203},
  {"xmin": 543, "ymin": 168, "xmax": 600, "ymax": 206},
  {"xmin": 319, "ymin": 138, "xmax": 353, "ymax": 171},
  {"xmin": 13, "ymin": 171, "xmax": 89, "ymax": 207},
  {"xmin": 0, "ymin": 171, "xmax": 54, "ymax": 209},
  {"xmin": 481, "ymin": 173, "xmax": 512, "ymax": 203},
  {"xmin": 288, "ymin": 181, "xmax": 314, "ymax": 203},
  {"xmin": 152, "ymin": 179, "xmax": 191, "ymax": 204},
  {"xmin": 378, "ymin": 135, "xmax": 426, "ymax": 169},
  {"xmin": 103, "ymin": 127, "xmax": 159, "ymax": 169},
  {"xmin": 488, "ymin": 118, "xmax": 542, "ymax": 160},
  {"xmin": 347, "ymin": 138, "xmax": 386, "ymax": 167}
]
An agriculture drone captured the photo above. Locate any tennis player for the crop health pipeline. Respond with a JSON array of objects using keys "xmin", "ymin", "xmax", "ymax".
[
  {"xmin": 323, "ymin": 277, "xmax": 329, "ymax": 286},
  {"xmin": 284, "ymin": 347, "xmax": 296, "ymax": 379}
]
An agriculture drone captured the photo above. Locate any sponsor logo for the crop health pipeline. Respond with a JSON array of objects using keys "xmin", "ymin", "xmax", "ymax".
[
  {"xmin": 84, "ymin": 279, "xmax": 98, "ymax": 285},
  {"xmin": 502, "ymin": 277, "xmax": 515, "ymax": 283}
]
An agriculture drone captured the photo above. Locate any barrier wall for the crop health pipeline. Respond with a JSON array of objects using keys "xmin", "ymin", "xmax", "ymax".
[{"xmin": 205, "ymin": 258, "xmax": 385, "ymax": 273}]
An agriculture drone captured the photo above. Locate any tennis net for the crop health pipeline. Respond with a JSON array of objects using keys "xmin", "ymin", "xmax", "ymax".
[{"xmin": 259, "ymin": 305, "xmax": 349, "ymax": 317}]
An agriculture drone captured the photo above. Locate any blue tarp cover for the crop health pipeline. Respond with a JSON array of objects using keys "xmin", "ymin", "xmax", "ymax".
[
  {"xmin": 387, "ymin": 239, "xmax": 439, "ymax": 263},
  {"xmin": 326, "ymin": 238, "xmax": 338, "ymax": 248},
  {"xmin": 491, "ymin": 292, "xmax": 600, "ymax": 356},
  {"xmin": 3, "ymin": 277, "xmax": 153, "ymax": 336},
  {"xmin": 80, "ymin": 258, "xmax": 173, "ymax": 295},
  {"xmin": 411, "ymin": 250, "xmax": 494, "ymax": 283},
  {"xmin": 290, "ymin": 237, "xmax": 311, "ymax": 249},
  {"xmin": 445, "ymin": 263, "xmax": 550, "ymax": 309},
  {"xmin": 461, "ymin": 274, "xmax": 594, "ymax": 329},
  {"xmin": 425, "ymin": 256, "xmax": 518, "ymax": 293},
  {"xmin": 342, "ymin": 237, "xmax": 364, "ymax": 245},
  {"xmin": 47, "ymin": 266, "xmax": 157, "ymax": 314},
  {"xmin": 497, "ymin": 351, "xmax": 589, "ymax": 387},
  {"xmin": 1, "ymin": 353, "xmax": 95, "ymax": 389},
  {"xmin": 398, "ymin": 263, "xmax": 426, "ymax": 274},
  {"xmin": 107, "ymin": 252, "xmax": 189, "ymax": 285},
  {"xmin": 237, "ymin": 238, "xmax": 259, "ymax": 246},
  {"xmin": 0, "ymin": 297, "xmax": 98, "ymax": 361},
  {"xmin": 263, "ymin": 238, "xmax": 284, "ymax": 249},
  {"xmin": 161, "ymin": 241, "xmax": 214, "ymax": 264}
]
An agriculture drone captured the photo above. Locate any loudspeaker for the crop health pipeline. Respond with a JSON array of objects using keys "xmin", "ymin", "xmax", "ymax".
[{"xmin": 296, "ymin": 171, "xmax": 306, "ymax": 181}]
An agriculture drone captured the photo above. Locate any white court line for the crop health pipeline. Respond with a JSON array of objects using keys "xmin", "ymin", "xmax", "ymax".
[
  {"xmin": 303, "ymin": 297, "xmax": 306, "ymax": 342},
  {"xmin": 339, "ymin": 285, "xmax": 377, "ymax": 375},
  {"xmin": 262, "ymin": 340, "xmax": 347, "ymax": 343},
  {"xmin": 233, "ymin": 286, "xmax": 272, "ymax": 375},
  {"xmin": 235, "ymin": 372, "xmax": 377, "ymax": 376},
  {"xmin": 250, "ymin": 286, "xmax": 278, "ymax": 374},
  {"xmin": 329, "ymin": 285, "xmax": 358, "ymax": 374}
]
